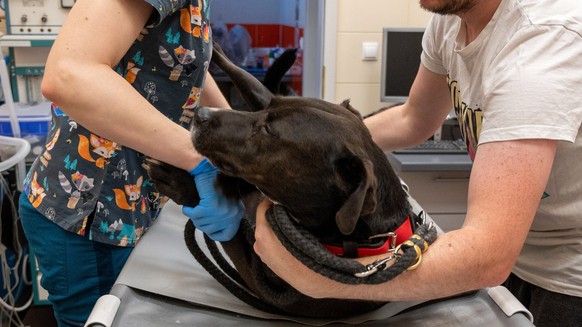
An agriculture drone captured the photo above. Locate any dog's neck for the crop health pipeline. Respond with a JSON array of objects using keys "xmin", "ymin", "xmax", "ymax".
[
  {"xmin": 340, "ymin": 152, "xmax": 414, "ymax": 252},
  {"xmin": 321, "ymin": 214, "xmax": 415, "ymax": 258}
]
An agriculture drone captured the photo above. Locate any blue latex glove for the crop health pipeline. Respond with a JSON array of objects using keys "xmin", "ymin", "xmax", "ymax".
[{"xmin": 182, "ymin": 158, "xmax": 245, "ymax": 242}]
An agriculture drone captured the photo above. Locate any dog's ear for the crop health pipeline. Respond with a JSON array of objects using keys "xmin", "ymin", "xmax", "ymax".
[
  {"xmin": 335, "ymin": 156, "xmax": 378, "ymax": 235},
  {"xmin": 212, "ymin": 41, "xmax": 272, "ymax": 111},
  {"xmin": 263, "ymin": 48, "xmax": 297, "ymax": 94},
  {"xmin": 339, "ymin": 99, "xmax": 363, "ymax": 120}
]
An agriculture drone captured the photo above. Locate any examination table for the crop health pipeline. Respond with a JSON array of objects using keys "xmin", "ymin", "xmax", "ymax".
[{"xmin": 86, "ymin": 198, "xmax": 535, "ymax": 326}]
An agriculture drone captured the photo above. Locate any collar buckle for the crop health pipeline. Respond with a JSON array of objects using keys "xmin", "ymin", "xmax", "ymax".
[{"xmin": 368, "ymin": 232, "xmax": 397, "ymax": 251}]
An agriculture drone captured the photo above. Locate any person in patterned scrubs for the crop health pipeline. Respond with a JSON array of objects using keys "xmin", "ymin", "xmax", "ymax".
[{"xmin": 18, "ymin": 0, "xmax": 243, "ymax": 326}]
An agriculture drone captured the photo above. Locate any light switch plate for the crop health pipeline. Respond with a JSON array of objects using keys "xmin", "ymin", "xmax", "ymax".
[{"xmin": 362, "ymin": 42, "xmax": 378, "ymax": 61}]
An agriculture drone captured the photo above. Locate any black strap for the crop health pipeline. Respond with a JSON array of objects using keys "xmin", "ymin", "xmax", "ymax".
[{"xmin": 343, "ymin": 240, "xmax": 358, "ymax": 258}]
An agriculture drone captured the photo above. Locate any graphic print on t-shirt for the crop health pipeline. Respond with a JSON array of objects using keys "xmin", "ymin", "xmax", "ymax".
[{"xmin": 448, "ymin": 76, "xmax": 482, "ymax": 160}]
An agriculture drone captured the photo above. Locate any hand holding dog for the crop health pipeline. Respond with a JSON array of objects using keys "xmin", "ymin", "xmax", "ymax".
[
  {"xmin": 253, "ymin": 199, "xmax": 396, "ymax": 300},
  {"xmin": 253, "ymin": 199, "xmax": 350, "ymax": 299},
  {"xmin": 183, "ymin": 159, "xmax": 245, "ymax": 242}
]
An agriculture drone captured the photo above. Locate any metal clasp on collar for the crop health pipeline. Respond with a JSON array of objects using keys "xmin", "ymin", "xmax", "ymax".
[
  {"xmin": 354, "ymin": 232, "xmax": 398, "ymax": 278},
  {"xmin": 368, "ymin": 231, "xmax": 397, "ymax": 249}
]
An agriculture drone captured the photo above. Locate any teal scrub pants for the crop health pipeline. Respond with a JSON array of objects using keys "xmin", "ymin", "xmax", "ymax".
[{"xmin": 19, "ymin": 193, "xmax": 132, "ymax": 327}]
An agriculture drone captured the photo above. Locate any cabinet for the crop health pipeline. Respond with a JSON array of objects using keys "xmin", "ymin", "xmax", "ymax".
[
  {"xmin": 386, "ymin": 152, "xmax": 472, "ymax": 232},
  {"xmin": 399, "ymin": 171, "xmax": 469, "ymax": 232}
]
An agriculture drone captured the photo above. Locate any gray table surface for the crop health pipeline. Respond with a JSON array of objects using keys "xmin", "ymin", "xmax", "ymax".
[
  {"xmin": 92, "ymin": 200, "xmax": 533, "ymax": 326},
  {"xmin": 108, "ymin": 284, "xmax": 533, "ymax": 326}
]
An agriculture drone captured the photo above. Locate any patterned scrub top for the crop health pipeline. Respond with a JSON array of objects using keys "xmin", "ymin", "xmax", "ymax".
[{"xmin": 22, "ymin": 0, "xmax": 212, "ymax": 246}]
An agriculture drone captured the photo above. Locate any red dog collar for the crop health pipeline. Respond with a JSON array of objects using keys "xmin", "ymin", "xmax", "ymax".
[{"xmin": 322, "ymin": 216, "xmax": 414, "ymax": 258}]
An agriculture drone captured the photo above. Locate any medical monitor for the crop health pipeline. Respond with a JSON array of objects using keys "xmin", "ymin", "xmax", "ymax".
[{"xmin": 380, "ymin": 28, "xmax": 425, "ymax": 103}]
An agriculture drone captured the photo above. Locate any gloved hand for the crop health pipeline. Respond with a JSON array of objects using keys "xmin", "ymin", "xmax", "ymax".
[{"xmin": 182, "ymin": 158, "xmax": 245, "ymax": 241}]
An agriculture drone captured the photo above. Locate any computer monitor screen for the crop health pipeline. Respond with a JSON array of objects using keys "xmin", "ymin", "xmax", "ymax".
[{"xmin": 380, "ymin": 28, "xmax": 425, "ymax": 103}]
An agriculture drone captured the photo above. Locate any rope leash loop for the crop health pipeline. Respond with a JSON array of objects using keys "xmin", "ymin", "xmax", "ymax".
[
  {"xmin": 181, "ymin": 205, "xmax": 438, "ymax": 313},
  {"xmin": 267, "ymin": 205, "xmax": 438, "ymax": 284}
]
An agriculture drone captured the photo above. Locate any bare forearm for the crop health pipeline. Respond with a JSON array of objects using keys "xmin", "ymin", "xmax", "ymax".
[
  {"xmin": 200, "ymin": 72, "xmax": 230, "ymax": 108},
  {"xmin": 364, "ymin": 105, "xmax": 430, "ymax": 151},
  {"xmin": 320, "ymin": 142, "xmax": 554, "ymax": 301},
  {"xmin": 40, "ymin": 0, "xmax": 202, "ymax": 171},
  {"xmin": 255, "ymin": 217, "xmax": 503, "ymax": 302},
  {"xmin": 365, "ymin": 65, "xmax": 453, "ymax": 152},
  {"xmin": 43, "ymin": 62, "xmax": 201, "ymax": 171},
  {"xmin": 322, "ymin": 228, "xmax": 506, "ymax": 301}
]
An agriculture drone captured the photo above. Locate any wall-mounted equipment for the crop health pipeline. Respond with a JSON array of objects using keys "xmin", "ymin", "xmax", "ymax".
[
  {"xmin": 1, "ymin": 0, "xmax": 74, "ymax": 103},
  {"xmin": 5, "ymin": 0, "xmax": 75, "ymax": 35}
]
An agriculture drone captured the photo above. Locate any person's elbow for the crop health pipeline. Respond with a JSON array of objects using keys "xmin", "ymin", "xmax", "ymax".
[
  {"xmin": 477, "ymin": 251, "xmax": 517, "ymax": 288},
  {"xmin": 41, "ymin": 57, "xmax": 77, "ymax": 105},
  {"xmin": 457, "ymin": 228, "xmax": 519, "ymax": 289},
  {"xmin": 485, "ymin": 262, "xmax": 513, "ymax": 287}
]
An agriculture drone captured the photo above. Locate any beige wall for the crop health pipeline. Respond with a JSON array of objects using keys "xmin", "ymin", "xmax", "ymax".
[
  {"xmin": 328, "ymin": 0, "xmax": 432, "ymax": 116},
  {"xmin": 0, "ymin": 10, "xmax": 6, "ymax": 57}
]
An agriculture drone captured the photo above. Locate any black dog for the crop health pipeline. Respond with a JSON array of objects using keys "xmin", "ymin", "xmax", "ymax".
[{"xmin": 144, "ymin": 43, "xmax": 429, "ymax": 318}]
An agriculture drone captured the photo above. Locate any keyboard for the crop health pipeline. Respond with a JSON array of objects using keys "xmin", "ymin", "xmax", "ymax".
[{"xmin": 393, "ymin": 139, "xmax": 467, "ymax": 154}]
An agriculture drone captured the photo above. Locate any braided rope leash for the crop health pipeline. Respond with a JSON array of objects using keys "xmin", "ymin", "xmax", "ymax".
[
  {"xmin": 183, "ymin": 220, "xmax": 288, "ymax": 315},
  {"xmin": 266, "ymin": 205, "xmax": 438, "ymax": 284},
  {"xmin": 181, "ymin": 205, "xmax": 438, "ymax": 312}
]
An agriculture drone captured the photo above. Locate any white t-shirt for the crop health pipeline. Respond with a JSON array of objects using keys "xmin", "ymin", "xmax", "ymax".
[{"xmin": 421, "ymin": 0, "xmax": 582, "ymax": 296}]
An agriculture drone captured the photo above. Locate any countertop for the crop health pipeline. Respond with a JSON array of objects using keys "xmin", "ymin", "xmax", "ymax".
[{"xmin": 386, "ymin": 152, "xmax": 473, "ymax": 173}]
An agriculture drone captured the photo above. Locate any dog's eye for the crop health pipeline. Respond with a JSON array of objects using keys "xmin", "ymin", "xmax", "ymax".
[{"xmin": 262, "ymin": 123, "xmax": 277, "ymax": 136}]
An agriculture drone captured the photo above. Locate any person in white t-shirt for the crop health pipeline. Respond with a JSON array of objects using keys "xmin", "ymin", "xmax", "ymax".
[{"xmin": 252, "ymin": 0, "xmax": 582, "ymax": 326}]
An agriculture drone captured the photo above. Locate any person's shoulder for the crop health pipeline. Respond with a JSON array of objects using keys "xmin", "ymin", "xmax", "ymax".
[
  {"xmin": 425, "ymin": 13, "xmax": 461, "ymax": 46},
  {"xmin": 424, "ymin": 14, "xmax": 460, "ymax": 51},
  {"xmin": 517, "ymin": 0, "xmax": 582, "ymax": 32}
]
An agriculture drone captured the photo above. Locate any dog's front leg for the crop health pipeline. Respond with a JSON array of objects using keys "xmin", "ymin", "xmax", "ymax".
[{"xmin": 143, "ymin": 158, "xmax": 200, "ymax": 207}]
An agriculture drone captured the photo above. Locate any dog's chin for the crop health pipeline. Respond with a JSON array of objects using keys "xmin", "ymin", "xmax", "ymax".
[{"xmin": 209, "ymin": 158, "xmax": 239, "ymax": 176}]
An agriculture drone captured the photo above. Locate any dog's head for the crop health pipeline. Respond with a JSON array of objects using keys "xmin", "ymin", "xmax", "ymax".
[{"xmin": 192, "ymin": 43, "xmax": 408, "ymax": 241}]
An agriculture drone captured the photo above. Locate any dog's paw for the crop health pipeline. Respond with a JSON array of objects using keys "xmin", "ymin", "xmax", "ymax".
[{"xmin": 142, "ymin": 158, "xmax": 200, "ymax": 207}]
